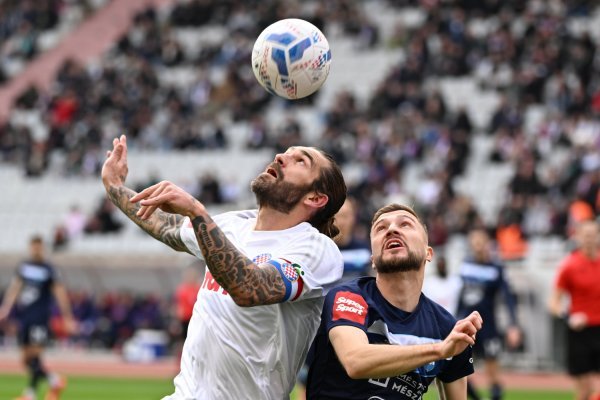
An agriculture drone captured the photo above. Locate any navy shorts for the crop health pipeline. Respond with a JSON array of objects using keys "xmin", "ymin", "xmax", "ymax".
[
  {"xmin": 472, "ymin": 335, "xmax": 503, "ymax": 360},
  {"xmin": 567, "ymin": 325, "xmax": 600, "ymax": 376},
  {"xmin": 18, "ymin": 322, "xmax": 50, "ymax": 346}
]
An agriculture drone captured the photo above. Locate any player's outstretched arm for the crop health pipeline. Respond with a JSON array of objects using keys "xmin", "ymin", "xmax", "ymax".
[
  {"xmin": 101, "ymin": 135, "xmax": 189, "ymax": 253},
  {"xmin": 330, "ymin": 311, "xmax": 482, "ymax": 379},
  {"xmin": 130, "ymin": 181, "xmax": 288, "ymax": 307}
]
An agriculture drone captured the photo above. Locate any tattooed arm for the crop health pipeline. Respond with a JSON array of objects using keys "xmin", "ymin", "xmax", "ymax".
[
  {"xmin": 130, "ymin": 179, "xmax": 288, "ymax": 307},
  {"xmin": 190, "ymin": 214, "xmax": 287, "ymax": 306},
  {"xmin": 106, "ymin": 185, "xmax": 189, "ymax": 253},
  {"xmin": 101, "ymin": 135, "xmax": 189, "ymax": 253}
]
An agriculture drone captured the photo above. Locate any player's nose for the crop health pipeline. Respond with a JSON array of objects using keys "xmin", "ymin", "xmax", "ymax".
[{"xmin": 274, "ymin": 153, "xmax": 288, "ymax": 166}]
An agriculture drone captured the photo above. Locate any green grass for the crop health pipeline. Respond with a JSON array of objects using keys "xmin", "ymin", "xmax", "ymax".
[
  {"xmin": 0, "ymin": 374, "xmax": 174, "ymax": 400},
  {"xmin": 0, "ymin": 374, "xmax": 572, "ymax": 400},
  {"xmin": 423, "ymin": 387, "xmax": 573, "ymax": 400}
]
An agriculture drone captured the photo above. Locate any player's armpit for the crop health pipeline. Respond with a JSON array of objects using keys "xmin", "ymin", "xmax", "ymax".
[{"xmin": 106, "ymin": 185, "xmax": 190, "ymax": 253}]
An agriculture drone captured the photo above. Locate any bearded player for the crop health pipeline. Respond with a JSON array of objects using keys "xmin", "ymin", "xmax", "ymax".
[{"xmin": 101, "ymin": 135, "xmax": 346, "ymax": 399}]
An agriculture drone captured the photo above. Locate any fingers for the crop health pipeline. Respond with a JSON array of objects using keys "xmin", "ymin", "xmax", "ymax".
[
  {"xmin": 120, "ymin": 134, "xmax": 128, "ymax": 158},
  {"xmin": 131, "ymin": 182, "xmax": 163, "ymax": 203},
  {"xmin": 130, "ymin": 181, "xmax": 172, "ymax": 220}
]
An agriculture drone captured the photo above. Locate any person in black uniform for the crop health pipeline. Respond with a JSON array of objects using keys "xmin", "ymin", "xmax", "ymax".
[
  {"xmin": 455, "ymin": 228, "xmax": 522, "ymax": 400},
  {"xmin": 333, "ymin": 197, "xmax": 372, "ymax": 283},
  {"xmin": 0, "ymin": 235, "xmax": 77, "ymax": 400},
  {"xmin": 306, "ymin": 203, "xmax": 482, "ymax": 400}
]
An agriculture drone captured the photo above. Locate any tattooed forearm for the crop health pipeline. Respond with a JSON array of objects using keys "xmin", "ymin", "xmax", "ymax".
[
  {"xmin": 191, "ymin": 215, "xmax": 287, "ymax": 306},
  {"xmin": 106, "ymin": 185, "xmax": 189, "ymax": 253}
]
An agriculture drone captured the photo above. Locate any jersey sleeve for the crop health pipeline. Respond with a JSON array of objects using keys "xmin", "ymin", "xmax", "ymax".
[
  {"xmin": 554, "ymin": 254, "xmax": 573, "ymax": 292},
  {"xmin": 179, "ymin": 210, "xmax": 258, "ymax": 259},
  {"xmin": 271, "ymin": 232, "xmax": 343, "ymax": 302},
  {"xmin": 322, "ymin": 286, "xmax": 369, "ymax": 332},
  {"xmin": 436, "ymin": 345, "xmax": 474, "ymax": 382}
]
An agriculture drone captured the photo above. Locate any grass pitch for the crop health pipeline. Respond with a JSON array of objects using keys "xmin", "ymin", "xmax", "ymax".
[{"xmin": 0, "ymin": 374, "xmax": 573, "ymax": 400}]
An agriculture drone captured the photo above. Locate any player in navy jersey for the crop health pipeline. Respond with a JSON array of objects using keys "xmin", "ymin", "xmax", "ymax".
[
  {"xmin": 334, "ymin": 197, "xmax": 372, "ymax": 283},
  {"xmin": 455, "ymin": 228, "xmax": 522, "ymax": 400},
  {"xmin": 0, "ymin": 236, "xmax": 77, "ymax": 400},
  {"xmin": 306, "ymin": 203, "xmax": 482, "ymax": 400}
]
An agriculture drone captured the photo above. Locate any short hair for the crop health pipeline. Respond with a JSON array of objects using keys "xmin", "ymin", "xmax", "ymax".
[
  {"xmin": 30, "ymin": 235, "xmax": 43, "ymax": 245},
  {"xmin": 307, "ymin": 150, "xmax": 347, "ymax": 238},
  {"xmin": 371, "ymin": 203, "xmax": 428, "ymax": 238}
]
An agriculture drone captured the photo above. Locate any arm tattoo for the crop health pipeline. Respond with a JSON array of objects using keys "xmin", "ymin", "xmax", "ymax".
[
  {"xmin": 106, "ymin": 185, "xmax": 189, "ymax": 254},
  {"xmin": 191, "ymin": 215, "xmax": 287, "ymax": 306}
]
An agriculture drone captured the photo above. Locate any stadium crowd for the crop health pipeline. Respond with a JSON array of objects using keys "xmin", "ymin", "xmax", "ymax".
[{"xmin": 0, "ymin": 0, "xmax": 599, "ymax": 355}]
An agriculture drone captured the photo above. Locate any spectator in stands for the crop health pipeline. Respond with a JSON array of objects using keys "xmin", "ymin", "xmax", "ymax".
[
  {"xmin": 174, "ymin": 266, "xmax": 202, "ymax": 342},
  {"xmin": 101, "ymin": 134, "xmax": 347, "ymax": 399},
  {"xmin": 84, "ymin": 197, "xmax": 123, "ymax": 234},
  {"xmin": 333, "ymin": 197, "xmax": 373, "ymax": 282},
  {"xmin": 306, "ymin": 203, "xmax": 482, "ymax": 399},
  {"xmin": 456, "ymin": 228, "xmax": 522, "ymax": 400},
  {"xmin": 549, "ymin": 219, "xmax": 600, "ymax": 400},
  {"xmin": 422, "ymin": 256, "xmax": 463, "ymax": 317},
  {"xmin": 0, "ymin": 235, "xmax": 76, "ymax": 400}
]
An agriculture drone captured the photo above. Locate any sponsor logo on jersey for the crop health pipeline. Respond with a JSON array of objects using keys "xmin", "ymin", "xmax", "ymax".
[
  {"xmin": 200, "ymin": 271, "xmax": 229, "ymax": 295},
  {"xmin": 332, "ymin": 291, "xmax": 368, "ymax": 325}
]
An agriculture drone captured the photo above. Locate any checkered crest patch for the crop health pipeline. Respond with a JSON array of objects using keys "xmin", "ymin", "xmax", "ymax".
[
  {"xmin": 252, "ymin": 253, "xmax": 272, "ymax": 264},
  {"xmin": 282, "ymin": 263, "xmax": 299, "ymax": 282}
]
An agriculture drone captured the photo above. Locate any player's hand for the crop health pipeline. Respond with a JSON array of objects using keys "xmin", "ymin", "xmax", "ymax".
[
  {"xmin": 0, "ymin": 307, "xmax": 10, "ymax": 323},
  {"xmin": 568, "ymin": 312, "xmax": 587, "ymax": 331},
  {"xmin": 102, "ymin": 135, "xmax": 129, "ymax": 190},
  {"xmin": 438, "ymin": 311, "xmax": 482, "ymax": 359},
  {"xmin": 505, "ymin": 326, "xmax": 521, "ymax": 349},
  {"xmin": 130, "ymin": 181, "xmax": 205, "ymax": 220},
  {"xmin": 63, "ymin": 317, "xmax": 79, "ymax": 335}
]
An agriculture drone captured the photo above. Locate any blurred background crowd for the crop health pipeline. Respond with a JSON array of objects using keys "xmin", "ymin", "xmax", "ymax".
[{"xmin": 0, "ymin": 0, "xmax": 599, "ymax": 368}]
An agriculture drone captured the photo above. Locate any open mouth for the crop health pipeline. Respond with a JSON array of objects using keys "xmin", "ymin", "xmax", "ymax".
[
  {"xmin": 384, "ymin": 239, "xmax": 405, "ymax": 250},
  {"xmin": 266, "ymin": 167, "xmax": 278, "ymax": 178}
]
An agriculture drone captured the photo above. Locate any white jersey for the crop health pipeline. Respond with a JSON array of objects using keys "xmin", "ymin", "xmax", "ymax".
[
  {"xmin": 164, "ymin": 210, "xmax": 343, "ymax": 400},
  {"xmin": 422, "ymin": 274, "xmax": 463, "ymax": 317}
]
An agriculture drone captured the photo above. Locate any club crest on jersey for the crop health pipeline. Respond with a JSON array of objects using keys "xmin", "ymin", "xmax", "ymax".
[
  {"xmin": 282, "ymin": 262, "xmax": 299, "ymax": 282},
  {"xmin": 252, "ymin": 253, "xmax": 272, "ymax": 264}
]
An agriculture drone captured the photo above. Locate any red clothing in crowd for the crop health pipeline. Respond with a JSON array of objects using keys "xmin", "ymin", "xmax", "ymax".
[
  {"xmin": 555, "ymin": 249, "xmax": 600, "ymax": 326},
  {"xmin": 175, "ymin": 283, "xmax": 200, "ymax": 322}
]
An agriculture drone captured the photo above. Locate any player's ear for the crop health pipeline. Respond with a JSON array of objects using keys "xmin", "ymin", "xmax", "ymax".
[
  {"xmin": 426, "ymin": 246, "xmax": 434, "ymax": 262},
  {"xmin": 304, "ymin": 192, "xmax": 328, "ymax": 210}
]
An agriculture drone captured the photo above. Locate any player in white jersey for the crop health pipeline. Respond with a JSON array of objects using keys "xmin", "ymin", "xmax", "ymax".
[{"xmin": 101, "ymin": 135, "xmax": 347, "ymax": 399}]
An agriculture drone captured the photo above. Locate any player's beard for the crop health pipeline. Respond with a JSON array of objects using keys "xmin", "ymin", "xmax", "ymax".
[
  {"xmin": 251, "ymin": 173, "xmax": 314, "ymax": 214},
  {"xmin": 374, "ymin": 247, "xmax": 424, "ymax": 274}
]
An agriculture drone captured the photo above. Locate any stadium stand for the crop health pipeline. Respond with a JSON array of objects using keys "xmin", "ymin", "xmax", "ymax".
[{"xmin": 1, "ymin": 0, "xmax": 599, "ymax": 368}]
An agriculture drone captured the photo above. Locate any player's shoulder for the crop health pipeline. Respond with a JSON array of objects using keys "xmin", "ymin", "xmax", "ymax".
[
  {"xmin": 326, "ymin": 276, "xmax": 375, "ymax": 300},
  {"xmin": 214, "ymin": 209, "xmax": 258, "ymax": 222}
]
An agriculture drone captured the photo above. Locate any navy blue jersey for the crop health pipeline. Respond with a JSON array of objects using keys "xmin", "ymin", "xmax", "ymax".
[
  {"xmin": 456, "ymin": 258, "xmax": 517, "ymax": 339},
  {"xmin": 306, "ymin": 277, "xmax": 473, "ymax": 400},
  {"xmin": 14, "ymin": 260, "xmax": 57, "ymax": 324},
  {"xmin": 338, "ymin": 238, "xmax": 372, "ymax": 283}
]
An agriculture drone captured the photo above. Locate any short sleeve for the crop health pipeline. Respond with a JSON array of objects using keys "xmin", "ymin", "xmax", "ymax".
[
  {"xmin": 179, "ymin": 210, "xmax": 258, "ymax": 259},
  {"xmin": 180, "ymin": 217, "xmax": 203, "ymax": 259},
  {"xmin": 322, "ymin": 286, "xmax": 369, "ymax": 333},
  {"xmin": 554, "ymin": 255, "xmax": 573, "ymax": 292},
  {"xmin": 436, "ymin": 345, "xmax": 474, "ymax": 382},
  {"xmin": 273, "ymin": 232, "xmax": 343, "ymax": 302}
]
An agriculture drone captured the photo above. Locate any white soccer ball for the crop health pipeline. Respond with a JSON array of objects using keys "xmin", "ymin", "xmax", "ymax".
[{"xmin": 251, "ymin": 18, "xmax": 332, "ymax": 100}]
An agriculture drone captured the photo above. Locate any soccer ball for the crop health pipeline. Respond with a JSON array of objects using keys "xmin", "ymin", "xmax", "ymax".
[{"xmin": 251, "ymin": 18, "xmax": 332, "ymax": 100}]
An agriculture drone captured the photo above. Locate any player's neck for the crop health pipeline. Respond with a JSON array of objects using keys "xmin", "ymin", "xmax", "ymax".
[
  {"xmin": 375, "ymin": 271, "xmax": 423, "ymax": 312},
  {"xmin": 254, "ymin": 207, "xmax": 306, "ymax": 231}
]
